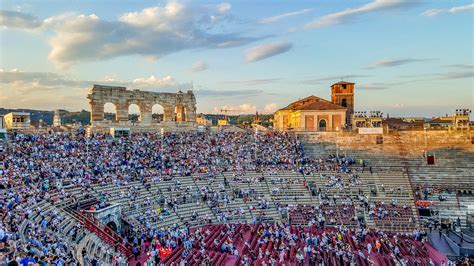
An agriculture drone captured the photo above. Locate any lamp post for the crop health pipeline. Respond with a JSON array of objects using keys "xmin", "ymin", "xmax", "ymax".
[
  {"xmin": 160, "ymin": 128, "xmax": 164, "ymax": 175},
  {"xmin": 254, "ymin": 127, "xmax": 258, "ymax": 162},
  {"xmin": 85, "ymin": 127, "xmax": 90, "ymax": 171},
  {"xmin": 423, "ymin": 126, "xmax": 427, "ymax": 159},
  {"xmin": 336, "ymin": 126, "xmax": 339, "ymax": 158}
]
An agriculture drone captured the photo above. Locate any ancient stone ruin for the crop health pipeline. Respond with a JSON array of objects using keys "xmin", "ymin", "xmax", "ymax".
[{"xmin": 88, "ymin": 84, "xmax": 196, "ymax": 130}]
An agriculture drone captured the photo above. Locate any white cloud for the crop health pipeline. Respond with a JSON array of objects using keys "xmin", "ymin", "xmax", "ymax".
[
  {"xmin": 216, "ymin": 3, "xmax": 232, "ymax": 14},
  {"xmin": 305, "ymin": 0, "xmax": 413, "ymax": 29},
  {"xmin": 443, "ymin": 64, "xmax": 474, "ymax": 69},
  {"xmin": 191, "ymin": 60, "xmax": 209, "ymax": 72},
  {"xmin": 259, "ymin": 8, "xmax": 313, "ymax": 24},
  {"xmin": 0, "ymin": 69, "xmax": 188, "ymax": 110},
  {"xmin": 421, "ymin": 9, "xmax": 442, "ymax": 17},
  {"xmin": 421, "ymin": 3, "xmax": 474, "ymax": 17},
  {"xmin": 118, "ymin": 2, "xmax": 186, "ymax": 29},
  {"xmin": 4, "ymin": 1, "xmax": 262, "ymax": 68},
  {"xmin": 263, "ymin": 103, "xmax": 278, "ymax": 113},
  {"xmin": 366, "ymin": 58, "xmax": 435, "ymax": 69},
  {"xmin": 449, "ymin": 3, "xmax": 474, "ymax": 14},
  {"xmin": 0, "ymin": 10, "xmax": 42, "ymax": 29},
  {"xmin": 244, "ymin": 41, "xmax": 292, "ymax": 63},
  {"xmin": 131, "ymin": 75, "xmax": 176, "ymax": 87},
  {"xmin": 0, "ymin": 69, "xmax": 270, "ymax": 111},
  {"xmin": 436, "ymin": 71, "xmax": 474, "ymax": 80}
]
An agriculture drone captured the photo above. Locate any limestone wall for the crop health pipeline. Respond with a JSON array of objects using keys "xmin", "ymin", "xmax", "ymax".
[
  {"xmin": 298, "ymin": 130, "xmax": 473, "ymax": 147},
  {"xmin": 88, "ymin": 84, "xmax": 197, "ymax": 129}
]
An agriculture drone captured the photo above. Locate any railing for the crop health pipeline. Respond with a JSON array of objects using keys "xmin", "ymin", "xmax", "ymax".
[{"xmin": 70, "ymin": 210, "xmax": 132, "ymax": 258}]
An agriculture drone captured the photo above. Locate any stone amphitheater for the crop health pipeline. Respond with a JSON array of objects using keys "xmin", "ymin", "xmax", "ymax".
[{"xmin": 1, "ymin": 130, "xmax": 472, "ymax": 265}]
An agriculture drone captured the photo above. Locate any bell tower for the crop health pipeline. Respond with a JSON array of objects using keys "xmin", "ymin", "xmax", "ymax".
[{"xmin": 331, "ymin": 81, "xmax": 355, "ymax": 127}]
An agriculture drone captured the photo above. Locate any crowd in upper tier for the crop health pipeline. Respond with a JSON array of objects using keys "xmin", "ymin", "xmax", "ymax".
[
  {"xmin": 0, "ymin": 131, "xmax": 308, "ymax": 265},
  {"xmin": 0, "ymin": 130, "xmax": 453, "ymax": 265}
]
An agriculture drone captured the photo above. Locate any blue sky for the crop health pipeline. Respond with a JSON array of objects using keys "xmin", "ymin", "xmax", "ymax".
[{"xmin": 0, "ymin": 0, "xmax": 472, "ymax": 117}]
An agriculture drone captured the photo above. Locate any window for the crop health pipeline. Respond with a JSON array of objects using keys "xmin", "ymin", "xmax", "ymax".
[
  {"xmin": 341, "ymin": 99, "xmax": 347, "ymax": 107},
  {"xmin": 319, "ymin": 119, "xmax": 327, "ymax": 131}
]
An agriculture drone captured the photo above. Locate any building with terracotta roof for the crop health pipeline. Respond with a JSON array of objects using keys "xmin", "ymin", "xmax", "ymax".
[{"xmin": 273, "ymin": 82, "xmax": 354, "ymax": 131}]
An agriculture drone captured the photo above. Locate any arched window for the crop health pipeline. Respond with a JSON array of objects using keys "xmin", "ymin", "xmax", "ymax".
[
  {"xmin": 103, "ymin": 103, "xmax": 117, "ymax": 122},
  {"xmin": 128, "ymin": 104, "xmax": 141, "ymax": 122},
  {"xmin": 152, "ymin": 104, "xmax": 164, "ymax": 123},
  {"xmin": 341, "ymin": 99, "xmax": 347, "ymax": 107},
  {"xmin": 319, "ymin": 119, "xmax": 327, "ymax": 131},
  {"xmin": 107, "ymin": 221, "xmax": 117, "ymax": 232}
]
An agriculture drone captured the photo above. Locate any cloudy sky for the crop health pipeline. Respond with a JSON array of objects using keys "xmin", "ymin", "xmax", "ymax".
[{"xmin": 0, "ymin": 0, "xmax": 472, "ymax": 117}]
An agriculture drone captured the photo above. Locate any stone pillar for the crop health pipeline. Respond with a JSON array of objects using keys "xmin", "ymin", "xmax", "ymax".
[
  {"xmin": 186, "ymin": 104, "xmax": 196, "ymax": 122},
  {"xmin": 116, "ymin": 102, "xmax": 129, "ymax": 122},
  {"xmin": 328, "ymin": 114, "xmax": 333, "ymax": 131},
  {"xmin": 163, "ymin": 106, "xmax": 174, "ymax": 122},
  {"xmin": 140, "ymin": 102, "xmax": 153, "ymax": 125},
  {"xmin": 90, "ymin": 102, "xmax": 105, "ymax": 123}
]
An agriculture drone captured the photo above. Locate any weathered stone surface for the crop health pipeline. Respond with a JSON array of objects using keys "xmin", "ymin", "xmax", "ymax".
[
  {"xmin": 297, "ymin": 131, "xmax": 473, "ymax": 147},
  {"xmin": 84, "ymin": 204, "xmax": 123, "ymax": 233},
  {"xmin": 87, "ymin": 84, "xmax": 197, "ymax": 131}
]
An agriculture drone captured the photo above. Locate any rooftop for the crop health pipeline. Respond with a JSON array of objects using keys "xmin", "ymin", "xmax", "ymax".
[
  {"xmin": 279, "ymin": 95, "xmax": 346, "ymax": 111},
  {"xmin": 331, "ymin": 81, "xmax": 355, "ymax": 86}
]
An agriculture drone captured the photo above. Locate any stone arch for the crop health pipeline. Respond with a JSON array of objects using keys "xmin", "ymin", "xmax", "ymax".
[
  {"xmin": 152, "ymin": 104, "xmax": 165, "ymax": 123},
  {"xmin": 107, "ymin": 221, "xmax": 118, "ymax": 232},
  {"xmin": 88, "ymin": 85, "xmax": 197, "ymax": 126},
  {"xmin": 319, "ymin": 119, "xmax": 327, "ymax": 131},
  {"xmin": 128, "ymin": 103, "xmax": 141, "ymax": 123},
  {"xmin": 103, "ymin": 102, "xmax": 118, "ymax": 122}
]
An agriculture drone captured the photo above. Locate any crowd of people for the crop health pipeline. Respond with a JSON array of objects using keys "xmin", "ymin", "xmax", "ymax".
[
  {"xmin": 0, "ymin": 130, "xmax": 458, "ymax": 265},
  {"xmin": 0, "ymin": 130, "xmax": 309, "ymax": 265},
  {"xmin": 138, "ymin": 223, "xmax": 444, "ymax": 266}
]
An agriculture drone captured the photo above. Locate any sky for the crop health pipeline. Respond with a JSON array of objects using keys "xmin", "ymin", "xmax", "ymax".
[{"xmin": 0, "ymin": 0, "xmax": 473, "ymax": 117}]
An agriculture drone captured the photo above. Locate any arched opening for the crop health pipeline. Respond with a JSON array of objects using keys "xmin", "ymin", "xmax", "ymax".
[
  {"xmin": 152, "ymin": 104, "xmax": 164, "ymax": 123},
  {"xmin": 107, "ymin": 221, "xmax": 117, "ymax": 232},
  {"xmin": 341, "ymin": 99, "xmax": 347, "ymax": 107},
  {"xmin": 175, "ymin": 105, "xmax": 186, "ymax": 122},
  {"xmin": 319, "ymin": 119, "xmax": 327, "ymax": 131},
  {"xmin": 128, "ymin": 104, "xmax": 141, "ymax": 123},
  {"xmin": 104, "ymin": 103, "xmax": 117, "ymax": 122}
]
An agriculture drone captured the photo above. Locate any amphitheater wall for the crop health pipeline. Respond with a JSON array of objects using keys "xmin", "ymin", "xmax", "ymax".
[
  {"xmin": 297, "ymin": 130, "xmax": 473, "ymax": 149},
  {"xmin": 88, "ymin": 84, "xmax": 197, "ymax": 132}
]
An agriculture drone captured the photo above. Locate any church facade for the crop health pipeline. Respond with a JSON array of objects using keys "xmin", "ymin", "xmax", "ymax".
[{"xmin": 273, "ymin": 81, "xmax": 355, "ymax": 131}]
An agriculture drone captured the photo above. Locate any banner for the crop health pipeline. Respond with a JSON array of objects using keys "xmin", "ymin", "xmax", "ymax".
[{"xmin": 358, "ymin": 127, "xmax": 383, "ymax": 135}]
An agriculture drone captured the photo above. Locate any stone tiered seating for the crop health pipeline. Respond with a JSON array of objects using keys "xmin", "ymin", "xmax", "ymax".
[
  {"xmin": 19, "ymin": 200, "xmax": 88, "ymax": 263},
  {"xmin": 266, "ymin": 172, "xmax": 314, "ymax": 205},
  {"xmin": 288, "ymin": 205, "xmax": 318, "ymax": 225},
  {"xmin": 163, "ymin": 224, "xmax": 446, "ymax": 266},
  {"xmin": 369, "ymin": 202, "xmax": 417, "ymax": 232},
  {"xmin": 321, "ymin": 203, "xmax": 358, "ymax": 226}
]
